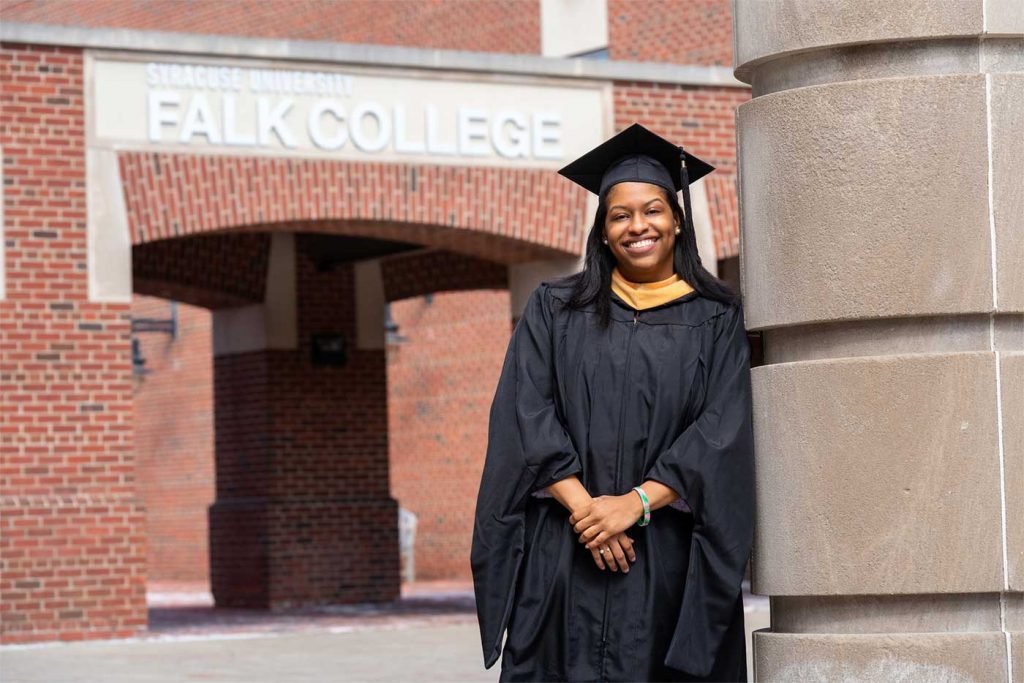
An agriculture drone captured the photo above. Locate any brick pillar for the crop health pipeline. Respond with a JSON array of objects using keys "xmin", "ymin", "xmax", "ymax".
[
  {"xmin": 734, "ymin": 2, "xmax": 1023, "ymax": 679},
  {"xmin": 209, "ymin": 234, "xmax": 399, "ymax": 608},
  {"xmin": 0, "ymin": 44, "xmax": 146, "ymax": 643}
]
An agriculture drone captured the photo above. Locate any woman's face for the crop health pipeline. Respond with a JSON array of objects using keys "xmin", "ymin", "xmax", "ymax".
[{"xmin": 603, "ymin": 182, "xmax": 679, "ymax": 282}]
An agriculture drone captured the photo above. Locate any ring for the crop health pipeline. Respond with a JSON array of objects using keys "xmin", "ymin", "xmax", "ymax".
[{"xmin": 599, "ymin": 547, "xmax": 608, "ymax": 554}]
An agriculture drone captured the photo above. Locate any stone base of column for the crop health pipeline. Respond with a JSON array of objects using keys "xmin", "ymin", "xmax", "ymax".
[
  {"xmin": 755, "ymin": 631, "xmax": 1014, "ymax": 681},
  {"xmin": 209, "ymin": 497, "xmax": 400, "ymax": 609},
  {"xmin": 754, "ymin": 593, "xmax": 1023, "ymax": 681}
]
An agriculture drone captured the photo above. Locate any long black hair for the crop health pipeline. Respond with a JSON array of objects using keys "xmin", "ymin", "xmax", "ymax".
[{"xmin": 552, "ymin": 185, "xmax": 741, "ymax": 329}]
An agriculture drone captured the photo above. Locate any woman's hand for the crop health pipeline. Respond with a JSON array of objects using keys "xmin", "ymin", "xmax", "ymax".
[
  {"xmin": 569, "ymin": 493, "xmax": 644, "ymax": 551},
  {"xmin": 588, "ymin": 531, "xmax": 636, "ymax": 572}
]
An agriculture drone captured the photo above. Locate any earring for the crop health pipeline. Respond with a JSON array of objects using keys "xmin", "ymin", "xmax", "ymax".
[
  {"xmin": 602, "ymin": 238, "xmax": 609, "ymax": 245},
  {"xmin": 674, "ymin": 227, "xmax": 680, "ymax": 235}
]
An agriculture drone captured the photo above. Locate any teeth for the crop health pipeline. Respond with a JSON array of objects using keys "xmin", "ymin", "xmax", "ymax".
[{"xmin": 626, "ymin": 238, "xmax": 656, "ymax": 248}]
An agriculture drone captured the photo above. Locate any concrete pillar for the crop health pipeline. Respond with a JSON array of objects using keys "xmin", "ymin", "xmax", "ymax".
[{"xmin": 733, "ymin": 2, "xmax": 1023, "ymax": 680}]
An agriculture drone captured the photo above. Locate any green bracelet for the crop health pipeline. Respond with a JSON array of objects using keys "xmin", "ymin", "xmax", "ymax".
[{"xmin": 632, "ymin": 486, "xmax": 651, "ymax": 526}]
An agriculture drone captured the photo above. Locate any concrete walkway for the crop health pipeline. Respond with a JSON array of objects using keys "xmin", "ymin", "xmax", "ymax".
[
  {"xmin": 2, "ymin": 622, "xmax": 491, "ymax": 683},
  {"xmin": 1, "ymin": 582, "xmax": 770, "ymax": 682}
]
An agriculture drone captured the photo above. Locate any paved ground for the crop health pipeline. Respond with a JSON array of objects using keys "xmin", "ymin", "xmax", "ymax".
[{"xmin": 1, "ymin": 581, "xmax": 770, "ymax": 682}]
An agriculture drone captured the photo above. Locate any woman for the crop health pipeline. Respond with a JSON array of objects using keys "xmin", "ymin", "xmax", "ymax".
[{"xmin": 471, "ymin": 123, "xmax": 754, "ymax": 682}]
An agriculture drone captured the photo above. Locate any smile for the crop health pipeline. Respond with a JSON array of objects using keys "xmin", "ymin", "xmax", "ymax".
[{"xmin": 623, "ymin": 237, "xmax": 659, "ymax": 253}]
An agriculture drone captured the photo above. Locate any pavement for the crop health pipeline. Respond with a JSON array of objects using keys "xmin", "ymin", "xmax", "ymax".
[{"xmin": 0, "ymin": 581, "xmax": 770, "ymax": 683}]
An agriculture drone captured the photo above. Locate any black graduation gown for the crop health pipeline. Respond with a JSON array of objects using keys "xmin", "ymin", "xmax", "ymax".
[{"xmin": 470, "ymin": 279, "xmax": 754, "ymax": 682}]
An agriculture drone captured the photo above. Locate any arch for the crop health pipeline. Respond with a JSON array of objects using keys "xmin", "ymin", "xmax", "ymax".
[
  {"xmin": 132, "ymin": 228, "xmax": 517, "ymax": 312},
  {"xmin": 133, "ymin": 233, "xmax": 271, "ymax": 309},
  {"xmin": 118, "ymin": 152, "xmax": 589, "ymax": 261}
]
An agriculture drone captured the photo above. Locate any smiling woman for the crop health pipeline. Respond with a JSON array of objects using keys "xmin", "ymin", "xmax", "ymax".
[
  {"xmin": 471, "ymin": 123, "xmax": 754, "ymax": 682},
  {"xmin": 604, "ymin": 182, "xmax": 680, "ymax": 282}
]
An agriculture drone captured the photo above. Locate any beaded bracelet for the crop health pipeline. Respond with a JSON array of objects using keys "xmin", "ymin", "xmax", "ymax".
[{"xmin": 632, "ymin": 486, "xmax": 651, "ymax": 526}]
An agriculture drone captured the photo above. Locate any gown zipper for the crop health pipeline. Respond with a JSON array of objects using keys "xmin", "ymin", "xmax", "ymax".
[{"xmin": 599, "ymin": 306, "xmax": 639, "ymax": 677}]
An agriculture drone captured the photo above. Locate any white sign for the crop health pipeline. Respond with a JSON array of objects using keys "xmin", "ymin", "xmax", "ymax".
[{"xmin": 92, "ymin": 56, "xmax": 608, "ymax": 167}]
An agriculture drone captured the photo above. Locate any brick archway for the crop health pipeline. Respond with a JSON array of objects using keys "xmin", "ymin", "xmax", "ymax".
[
  {"xmin": 119, "ymin": 152, "xmax": 589, "ymax": 261},
  {"xmin": 118, "ymin": 151, "xmax": 587, "ymax": 611},
  {"xmin": 133, "ymin": 233, "xmax": 510, "ymax": 311},
  {"xmin": 129, "ymin": 237, "xmax": 518, "ymax": 608}
]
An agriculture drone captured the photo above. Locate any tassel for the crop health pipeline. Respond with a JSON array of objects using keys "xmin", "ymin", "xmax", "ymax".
[{"xmin": 679, "ymin": 146, "xmax": 697, "ymax": 246}]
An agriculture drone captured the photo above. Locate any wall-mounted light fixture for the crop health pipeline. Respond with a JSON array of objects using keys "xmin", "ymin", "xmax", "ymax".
[
  {"xmin": 130, "ymin": 301, "xmax": 178, "ymax": 376},
  {"xmin": 310, "ymin": 332, "xmax": 348, "ymax": 367},
  {"xmin": 385, "ymin": 302, "xmax": 407, "ymax": 345}
]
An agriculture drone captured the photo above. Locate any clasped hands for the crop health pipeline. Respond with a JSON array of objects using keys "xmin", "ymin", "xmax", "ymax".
[{"xmin": 568, "ymin": 493, "xmax": 644, "ymax": 573}]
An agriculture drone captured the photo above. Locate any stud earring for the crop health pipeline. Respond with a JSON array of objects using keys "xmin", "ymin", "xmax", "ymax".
[
  {"xmin": 674, "ymin": 227, "xmax": 680, "ymax": 235},
  {"xmin": 602, "ymin": 238, "xmax": 609, "ymax": 245}
]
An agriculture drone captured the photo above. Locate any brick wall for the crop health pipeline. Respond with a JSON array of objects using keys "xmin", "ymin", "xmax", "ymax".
[
  {"xmin": 608, "ymin": 0, "xmax": 734, "ymax": 67},
  {"xmin": 387, "ymin": 290, "xmax": 512, "ymax": 580},
  {"xmin": 0, "ymin": 42, "xmax": 146, "ymax": 643},
  {"xmin": 132, "ymin": 295, "xmax": 213, "ymax": 584},
  {"xmin": 0, "ymin": 0, "xmax": 541, "ymax": 54}
]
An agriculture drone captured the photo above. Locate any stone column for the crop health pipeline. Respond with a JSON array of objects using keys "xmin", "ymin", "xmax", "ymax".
[{"xmin": 733, "ymin": 2, "xmax": 1023, "ymax": 680}]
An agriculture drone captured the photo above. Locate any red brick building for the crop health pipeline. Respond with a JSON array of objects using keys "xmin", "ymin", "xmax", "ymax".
[{"xmin": 0, "ymin": 0, "xmax": 748, "ymax": 643}]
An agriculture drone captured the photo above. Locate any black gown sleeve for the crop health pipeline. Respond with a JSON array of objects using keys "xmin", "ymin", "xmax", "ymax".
[
  {"xmin": 470, "ymin": 283, "xmax": 583, "ymax": 669},
  {"xmin": 642, "ymin": 301, "xmax": 755, "ymax": 678}
]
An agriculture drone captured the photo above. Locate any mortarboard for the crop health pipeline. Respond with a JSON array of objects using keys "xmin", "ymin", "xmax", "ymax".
[{"xmin": 557, "ymin": 122, "xmax": 714, "ymax": 243}]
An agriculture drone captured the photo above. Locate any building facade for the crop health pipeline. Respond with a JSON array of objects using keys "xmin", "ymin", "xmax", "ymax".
[{"xmin": 0, "ymin": 0, "xmax": 746, "ymax": 643}]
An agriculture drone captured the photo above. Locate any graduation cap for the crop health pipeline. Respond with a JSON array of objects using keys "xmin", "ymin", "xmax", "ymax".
[{"xmin": 558, "ymin": 122, "xmax": 714, "ymax": 243}]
